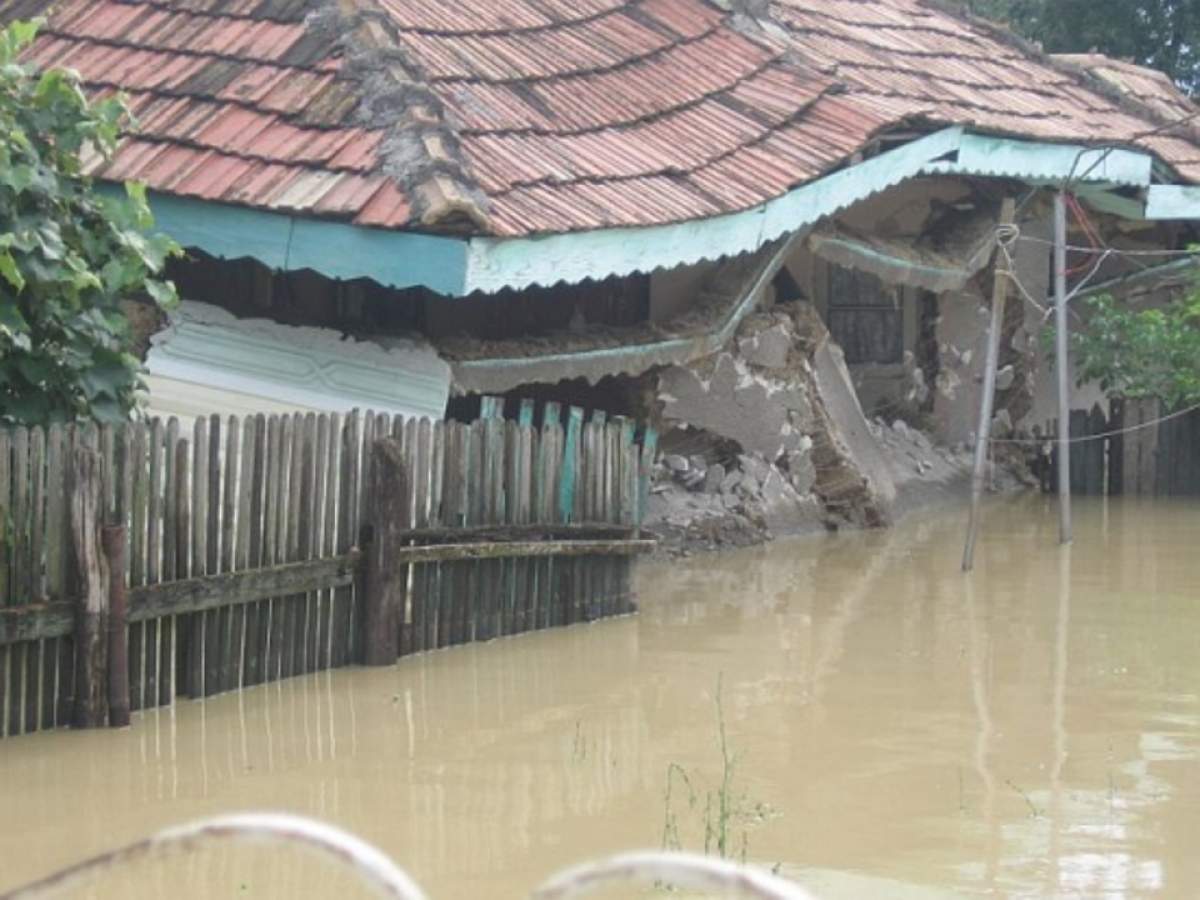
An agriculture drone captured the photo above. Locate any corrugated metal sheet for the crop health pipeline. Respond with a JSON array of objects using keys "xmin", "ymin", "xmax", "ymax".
[
  {"xmin": 146, "ymin": 301, "xmax": 452, "ymax": 421},
  {"xmin": 5, "ymin": 0, "xmax": 1199, "ymax": 241}
]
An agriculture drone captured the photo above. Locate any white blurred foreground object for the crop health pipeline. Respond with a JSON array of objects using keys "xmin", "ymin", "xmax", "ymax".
[
  {"xmin": 0, "ymin": 816, "xmax": 818, "ymax": 899},
  {"xmin": 0, "ymin": 813, "xmax": 429, "ymax": 900},
  {"xmin": 532, "ymin": 851, "xmax": 818, "ymax": 899}
]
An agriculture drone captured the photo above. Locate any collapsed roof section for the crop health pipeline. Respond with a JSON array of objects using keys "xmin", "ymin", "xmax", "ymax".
[{"xmin": 3, "ymin": 0, "xmax": 1200, "ymax": 292}]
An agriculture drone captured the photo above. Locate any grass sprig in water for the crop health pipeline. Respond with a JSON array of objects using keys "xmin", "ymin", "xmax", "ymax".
[{"xmin": 660, "ymin": 674, "xmax": 777, "ymax": 865}]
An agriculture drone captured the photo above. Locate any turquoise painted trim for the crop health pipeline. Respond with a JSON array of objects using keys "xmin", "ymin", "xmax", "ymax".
[
  {"xmin": 1071, "ymin": 184, "xmax": 1146, "ymax": 220},
  {"xmin": 106, "ymin": 187, "xmax": 470, "ymax": 296},
  {"xmin": 558, "ymin": 407, "xmax": 584, "ymax": 523},
  {"xmin": 451, "ymin": 232, "xmax": 803, "ymax": 392},
  {"xmin": 461, "ymin": 128, "xmax": 966, "ymax": 294},
  {"xmin": 1146, "ymin": 185, "xmax": 1200, "ymax": 219},
  {"xmin": 814, "ymin": 237, "xmax": 980, "ymax": 285},
  {"xmin": 921, "ymin": 132, "xmax": 1153, "ymax": 187},
  {"xmin": 103, "ymin": 126, "xmax": 1200, "ymax": 301}
]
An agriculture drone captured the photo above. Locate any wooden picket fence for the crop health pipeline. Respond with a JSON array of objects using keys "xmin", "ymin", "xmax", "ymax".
[{"xmin": 0, "ymin": 400, "xmax": 657, "ymax": 739}]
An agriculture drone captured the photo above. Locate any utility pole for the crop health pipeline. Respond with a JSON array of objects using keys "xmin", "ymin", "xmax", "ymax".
[
  {"xmin": 963, "ymin": 197, "xmax": 1016, "ymax": 572},
  {"xmin": 1054, "ymin": 192, "xmax": 1073, "ymax": 544}
]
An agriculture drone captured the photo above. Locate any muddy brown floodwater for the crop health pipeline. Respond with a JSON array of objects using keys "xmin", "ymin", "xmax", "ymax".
[{"xmin": 2, "ymin": 496, "xmax": 1200, "ymax": 899}]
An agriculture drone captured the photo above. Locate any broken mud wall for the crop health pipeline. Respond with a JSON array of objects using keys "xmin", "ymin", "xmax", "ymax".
[
  {"xmin": 785, "ymin": 177, "xmax": 1009, "ymax": 429},
  {"xmin": 918, "ymin": 204, "xmax": 1053, "ymax": 446},
  {"xmin": 650, "ymin": 302, "xmax": 898, "ymax": 545},
  {"xmin": 928, "ymin": 281, "xmax": 990, "ymax": 446}
]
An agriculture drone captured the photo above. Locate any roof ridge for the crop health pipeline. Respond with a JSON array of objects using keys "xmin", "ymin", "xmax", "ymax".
[{"xmin": 311, "ymin": 0, "xmax": 491, "ymax": 233}]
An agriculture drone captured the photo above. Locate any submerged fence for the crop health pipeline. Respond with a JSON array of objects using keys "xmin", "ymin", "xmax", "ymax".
[
  {"xmin": 1031, "ymin": 401, "xmax": 1200, "ymax": 497},
  {"xmin": 0, "ymin": 401, "xmax": 657, "ymax": 739}
]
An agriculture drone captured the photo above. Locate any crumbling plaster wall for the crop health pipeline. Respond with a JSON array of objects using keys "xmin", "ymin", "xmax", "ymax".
[
  {"xmin": 651, "ymin": 303, "xmax": 898, "ymax": 538},
  {"xmin": 786, "ymin": 178, "xmax": 983, "ymax": 422},
  {"xmin": 927, "ymin": 284, "xmax": 990, "ymax": 445}
]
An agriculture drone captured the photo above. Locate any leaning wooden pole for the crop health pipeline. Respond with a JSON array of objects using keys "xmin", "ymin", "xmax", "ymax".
[
  {"xmin": 362, "ymin": 438, "xmax": 410, "ymax": 666},
  {"xmin": 102, "ymin": 524, "xmax": 131, "ymax": 728},
  {"xmin": 1053, "ymin": 191, "xmax": 1073, "ymax": 543},
  {"xmin": 71, "ymin": 443, "xmax": 109, "ymax": 727},
  {"xmin": 963, "ymin": 197, "xmax": 1016, "ymax": 572}
]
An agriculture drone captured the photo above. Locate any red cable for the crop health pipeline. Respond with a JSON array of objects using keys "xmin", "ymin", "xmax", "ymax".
[{"xmin": 1063, "ymin": 192, "xmax": 1103, "ymax": 275}]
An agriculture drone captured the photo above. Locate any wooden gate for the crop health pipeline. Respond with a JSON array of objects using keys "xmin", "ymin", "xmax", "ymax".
[{"xmin": 0, "ymin": 400, "xmax": 657, "ymax": 738}]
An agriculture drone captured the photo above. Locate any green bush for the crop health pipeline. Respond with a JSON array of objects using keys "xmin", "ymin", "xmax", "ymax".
[
  {"xmin": 1065, "ymin": 289, "xmax": 1200, "ymax": 410},
  {"xmin": 0, "ymin": 19, "xmax": 178, "ymax": 426}
]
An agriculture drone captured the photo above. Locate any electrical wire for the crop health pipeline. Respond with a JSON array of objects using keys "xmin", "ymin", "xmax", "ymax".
[
  {"xmin": 989, "ymin": 400, "xmax": 1200, "ymax": 445},
  {"xmin": 1063, "ymin": 109, "xmax": 1200, "ymax": 190},
  {"xmin": 1016, "ymin": 236, "xmax": 1200, "ymax": 258}
]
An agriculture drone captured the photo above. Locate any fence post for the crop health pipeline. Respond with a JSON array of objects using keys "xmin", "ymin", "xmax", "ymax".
[
  {"xmin": 102, "ymin": 524, "xmax": 130, "ymax": 728},
  {"xmin": 71, "ymin": 444, "xmax": 108, "ymax": 728},
  {"xmin": 558, "ymin": 407, "xmax": 584, "ymax": 524},
  {"xmin": 362, "ymin": 438, "xmax": 409, "ymax": 666},
  {"xmin": 1108, "ymin": 397, "xmax": 1125, "ymax": 497}
]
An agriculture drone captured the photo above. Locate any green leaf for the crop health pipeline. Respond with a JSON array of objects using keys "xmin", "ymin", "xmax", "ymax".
[
  {"xmin": 0, "ymin": 300, "xmax": 28, "ymax": 333},
  {"xmin": 144, "ymin": 278, "xmax": 178, "ymax": 309},
  {"xmin": 0, "ymin": 251, "xmax": 25, "ymax": 292}
]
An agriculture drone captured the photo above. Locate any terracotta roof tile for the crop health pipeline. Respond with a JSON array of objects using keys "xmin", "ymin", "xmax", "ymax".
[{"xmin": 6, "ymin": 0, "xmax": 1198, "ymax": 241}]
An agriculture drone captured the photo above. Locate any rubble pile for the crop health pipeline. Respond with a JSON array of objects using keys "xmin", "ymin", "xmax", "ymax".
[
  {"xmin": 647, "ymin": 446, "xmax": 824, "ymax": 555},
  {"xmin": 642, "ymin": 301, "xmax": 990, "ymax": 555}
]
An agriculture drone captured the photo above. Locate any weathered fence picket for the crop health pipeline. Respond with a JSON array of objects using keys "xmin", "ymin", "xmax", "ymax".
[{"xmin": 0, "ymin": 401, "xmax": 654, "ymax": 738}]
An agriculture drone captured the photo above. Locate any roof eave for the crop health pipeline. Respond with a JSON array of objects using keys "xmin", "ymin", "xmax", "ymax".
[{"xmin": 129, "ymin": 127, "xmax": 1200, "ymax": 297}]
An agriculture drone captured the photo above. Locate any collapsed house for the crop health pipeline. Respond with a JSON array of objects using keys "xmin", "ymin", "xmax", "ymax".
[{"xmin": 9, "ymin": 0, "xmax": 1200, "ymax": 546}]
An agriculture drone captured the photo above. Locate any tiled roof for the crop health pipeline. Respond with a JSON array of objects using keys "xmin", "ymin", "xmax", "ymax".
[
  {"xmin": 5, "ymin": 0, "xmax": 1200, "ymax": 239},
  {"xmin": 1053, "ymin": 53, "xmax": 1198, "ymax": 128}
]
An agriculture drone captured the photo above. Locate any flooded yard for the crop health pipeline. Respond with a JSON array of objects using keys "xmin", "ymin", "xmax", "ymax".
[{"xmin": 1, "ymin": 496, "xmax": 1199, "ymax": 898}]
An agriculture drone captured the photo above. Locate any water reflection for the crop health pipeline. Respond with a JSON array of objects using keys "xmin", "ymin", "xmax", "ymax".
[{"xmin": 0, "ymin": 497, "xmax": 1198, "ymax": 899}]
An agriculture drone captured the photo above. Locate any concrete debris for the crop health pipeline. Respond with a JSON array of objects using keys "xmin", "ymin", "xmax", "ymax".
[
  {"xmin": 639, "ymin": 300, "xmax": 1032, "ymax": 556},
  {"xmin": 664, "ymin": 454, "xmax": 690, "ymax": 473},
  {"xmin": 657, "ymin": 350, "xmax": 811, "ymax": 460},
  {"xmin": 991, "ymin": 408, "xmax": 1013, "ymax": 435},
  {"xmin": 738, "ymin": 452, "xmax": 774, "ymax": 488},
  {"xmin": 703, "ymin": 463, "xmax": 726, "ymax": 494},
  {"xmin": 935, "ymin": 368, "xmax": 962, "ymax": 399},
  {"xmin": 737, "ymin": 323, "xmax": 793, "ymax": 369},
  {"xmin": 784, "ymin": 448, "xmax": 817, "ymax": 495},
  {"xmin": 648, "ymin": 304, "xmax": 896, "ymax": 544},
  {"xmin": 994, "ymin": 364, "xmax": 1015, "ymax": 391},
  {"xmin": 720, "ymin": 468, "xmax": 742, "ymax": 494}
]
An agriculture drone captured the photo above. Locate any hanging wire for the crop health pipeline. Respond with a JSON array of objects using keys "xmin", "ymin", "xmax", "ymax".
[
  {"xmin": 1062, "ymin": 109, "xmax": 1200, "ymax": 191},
  {"xmin": 1063, "ymin": 247, "xmax": 1117, "ymax": 302},
  {"xmin": 989, "ymin": 400, "xmax": 1200, "ymax": 445},
  {"xmin": 1016, "ymin": 236, "xmax": 1200, "ymax": 258}
]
